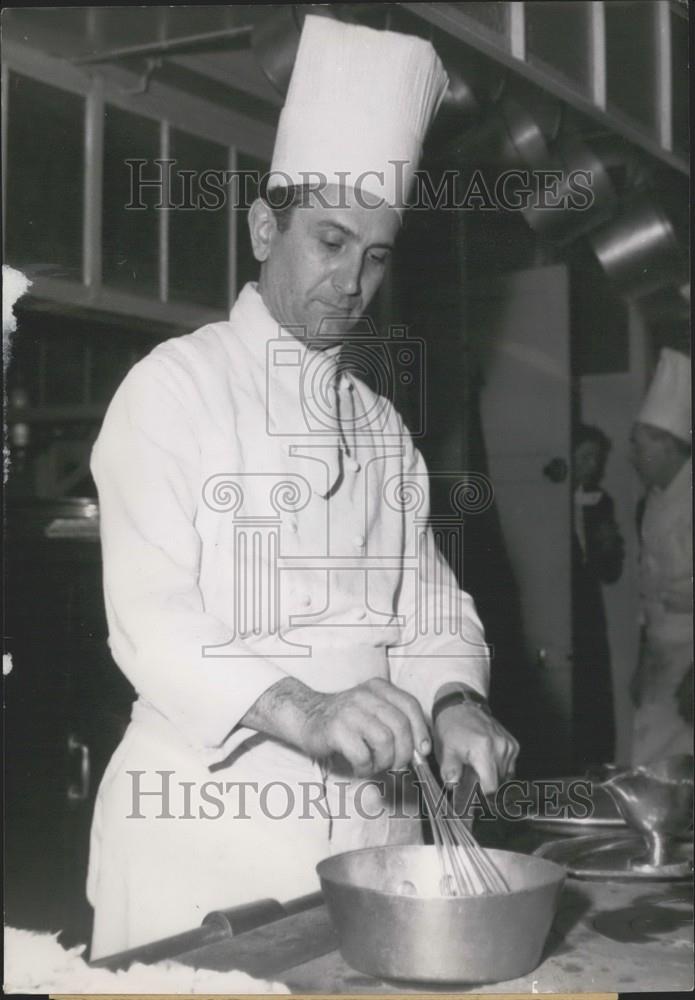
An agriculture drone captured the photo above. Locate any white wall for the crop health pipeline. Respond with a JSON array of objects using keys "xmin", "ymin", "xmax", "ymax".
[{"xmin": 579, "ymin": 305, "xmax": 650, "ymax": 763}]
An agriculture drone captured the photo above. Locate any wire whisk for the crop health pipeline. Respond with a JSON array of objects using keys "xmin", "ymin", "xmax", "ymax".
[{"xmin": 412, "ymin": 750, "xmax": 511, "ymax": 897}]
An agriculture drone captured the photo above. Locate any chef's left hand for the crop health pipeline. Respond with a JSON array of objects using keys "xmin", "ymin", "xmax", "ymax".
[{"xmin": 433, "ymin": 701, "xmax": 519, "ymax": 795}]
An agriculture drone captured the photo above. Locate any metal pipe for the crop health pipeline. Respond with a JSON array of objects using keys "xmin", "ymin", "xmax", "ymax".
[
  {"xmin": 71, "ymin": 26, "xmax": 253, "ymax": 66},
  {"xmin": 90, "ymin": 891, "xmax": 324, "ymax": 971}
]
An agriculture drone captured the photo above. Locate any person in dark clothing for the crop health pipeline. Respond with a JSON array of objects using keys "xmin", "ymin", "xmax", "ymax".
[{"xmin": 572, "ymin": 424, "xmax": 624, "ymax": 768}]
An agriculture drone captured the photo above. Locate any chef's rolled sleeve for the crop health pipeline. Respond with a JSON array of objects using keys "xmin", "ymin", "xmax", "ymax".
[
  {"xmin": 387, "ymin": 424, "xmax": 490, "ymax": 721},
  {"xmin": 91, "ymin": 357, "xmax": 288, "ymax": 754}
]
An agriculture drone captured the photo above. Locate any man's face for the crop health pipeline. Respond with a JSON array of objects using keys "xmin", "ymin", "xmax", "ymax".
[
  {"xmin": 629, "ymin": 422, "xmax": 670, "ymax": 486},
  {"xmin": 573, "ymin": 440, "xmax": 604, "ymax": 489},
  {"xmin": 255, "ymin": 185, "xmax": 401, "ymax": 346}
]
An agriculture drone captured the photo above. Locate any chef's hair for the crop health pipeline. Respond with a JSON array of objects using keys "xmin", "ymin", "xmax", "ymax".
[
  {"xmin": 574, "ymin": 424, "xmax": 611, "ymax": 458},
  {"xmin": 636, "ymin": 421, "xmax": 691, "ymax": 457},
  {"xmin": 262, "ymin": 184, "xmax": 315, "ymax": 234},
  {"xmin": 650, "ymin": 424, "xmax": 691, "ymax": 457}
]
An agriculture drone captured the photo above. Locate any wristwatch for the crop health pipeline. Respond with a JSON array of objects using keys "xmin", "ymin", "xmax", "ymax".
[{"xmin": 432, "ymin": 688, "xmax": 491, "ymax": 726}]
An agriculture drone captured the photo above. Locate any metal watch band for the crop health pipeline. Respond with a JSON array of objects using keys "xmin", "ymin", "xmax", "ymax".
[{"xmin": 431, "ymin": 689, "xmax": 491, "ymax": 726}]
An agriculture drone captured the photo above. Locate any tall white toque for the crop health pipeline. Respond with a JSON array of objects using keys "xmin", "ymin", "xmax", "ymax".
[
  {"xmin": 267, "ymin": 15, "xmax": 449, "ymax": 211},
  {"xmin": 637, "ymin": 347, "xmax": 692, "ymax": 443}
]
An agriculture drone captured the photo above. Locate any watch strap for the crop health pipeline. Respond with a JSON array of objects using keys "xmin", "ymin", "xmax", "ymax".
[{"xmin": 432, "ymin": 689, "xmax": 491, "ymax": 726}]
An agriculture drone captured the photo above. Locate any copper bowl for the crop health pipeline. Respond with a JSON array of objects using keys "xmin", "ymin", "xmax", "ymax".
[{"xmin": 317, "ymin": 845, "xmax": 565, "ymax": 984}]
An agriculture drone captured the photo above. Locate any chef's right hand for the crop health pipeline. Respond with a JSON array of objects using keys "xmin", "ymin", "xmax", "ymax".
[{"xmin": 300, "ymin": 678, "xmax": 431, "ymax": 777}]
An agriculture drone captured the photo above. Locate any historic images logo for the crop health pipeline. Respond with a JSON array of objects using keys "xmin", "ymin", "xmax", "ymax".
[
  {"xmin": 125, "ymin": 160, "xmax": 596, "ymax": 214},
  {"xmin": 125, "ymin": 771, "xmax": 596, "ymax": 823}
]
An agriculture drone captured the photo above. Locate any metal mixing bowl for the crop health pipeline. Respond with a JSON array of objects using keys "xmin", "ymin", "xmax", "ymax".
[{"xmin": 317, "ymin": 845, "xmax": 565, "ymax": 984}]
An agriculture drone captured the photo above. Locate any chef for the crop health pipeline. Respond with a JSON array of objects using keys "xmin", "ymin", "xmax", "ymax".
[
  {"xmin": 87, "ymin": 15, "xmax": 518, "ymax": 959},
  {"xmin": 630, "ymin": 347, "xmax": 692, "ymax": 765}
]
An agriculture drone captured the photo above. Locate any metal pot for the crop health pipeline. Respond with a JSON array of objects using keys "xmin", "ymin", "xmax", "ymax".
[
  {"xmin": 437, "ymin": 84, "xmax": 560, "ymax": 170},
  {"xmin": 521, "ymin": 136, "xmax": 617, "ymax": 242},
  {"xmin": 251, "ymin": 5, "xmax": 340, "ymax": 95},
  {"xmin": 433, "ymin": 44, "xmax": 506, "ymax": 131},
  {"xmin": 317, "ymin": 845, "xmax": 565, "ymax": 984},
  {"xmin": 588, "ymin": 194, "xmax": 685, "ymax": 298},
  {"xmin": 458, "ymin": 95, "xmax": 552, "ymax": 169}
]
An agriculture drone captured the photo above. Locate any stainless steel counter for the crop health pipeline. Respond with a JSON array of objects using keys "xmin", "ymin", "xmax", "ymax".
[
  {"xmin": 281, "ymin": 880, "xmax": 693, "ymax": 994},
  {"xmin": 172, "ymin": 876, "xmax": 693, "ymax": 993}
]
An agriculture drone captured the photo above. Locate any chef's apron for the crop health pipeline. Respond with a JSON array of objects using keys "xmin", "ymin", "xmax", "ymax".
[
  {"xmin": 632, "ymin": 461, "xmax": 692, "ymax": 767},
  {"xmin": 631, "ymin": 614, "xmax": 693, "ymax": 766},
  {"xmin": 87, "ymin": 644, "xmax": 422, "ymax": 959}
]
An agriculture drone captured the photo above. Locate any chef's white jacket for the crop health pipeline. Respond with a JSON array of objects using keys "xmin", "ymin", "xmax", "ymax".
[
  {"xmin": 87, "ymin": 282, "xmax": 489, "ymax": 956},
  {"xmin": 632, "ymin": 458, "xmax": 692, "ymax": 764}
]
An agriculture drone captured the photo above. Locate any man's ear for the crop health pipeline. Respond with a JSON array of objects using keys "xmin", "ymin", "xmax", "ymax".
[{"xmin": 248, "ymin": 198, "xmax": 277, "ymax": 262}]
